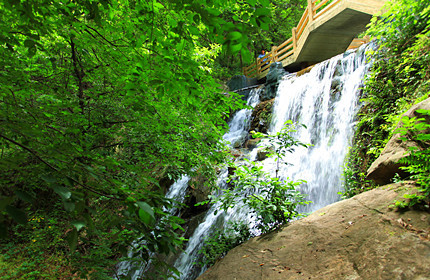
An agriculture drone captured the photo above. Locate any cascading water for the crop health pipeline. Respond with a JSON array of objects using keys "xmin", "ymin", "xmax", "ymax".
[
  {"xmin": 171, "ymin": 45, "xmax": 372, "ymax": 280},
  {"xmin": 267, "ymin": 46, "xmax": 371, "ymax": 213},
  {"xmin": 121, "ymin": 44, "xmax": 372, "ymax": 280},
  {"xmin": 116, "ymin": 176, "xmax": 190, "ymax": 279},
  {"xmin": 173, "ymin": 87, "xmax": 262, "ymax": 280}
]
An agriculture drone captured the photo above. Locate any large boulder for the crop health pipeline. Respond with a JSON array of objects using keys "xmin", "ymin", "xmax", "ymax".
[
  {"xmin": 198, "ymin": 182, "xmax": 430, "ymax": 280},
  {"xmin": 260, "ymin": 62, "xmax": 288, "ymax": 101},
  {"xmin": 366, "ymin": 98, "xmax": 430, "ymax": 185},
  {"xmin": 249, "ymin": 98, "xmax": 275, "ymax": 134}
]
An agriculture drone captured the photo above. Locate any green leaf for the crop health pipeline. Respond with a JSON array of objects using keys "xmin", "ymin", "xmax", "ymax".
[
  {"xmin": 241, "ymin": 48, "xmax": 251, "ymax": 64},
  {"xmin": 28, "ymin": 46, "xmax": 36, "ymax": 57},
  {"xmin": 41, "ymin": 175, "xmax": 57, "ymax": 183},
  {"xmin": 227, "ymin": 31, "xmax": 242, "ymax": 41},
  {"xmin": 229, "ymin": 43, "xmax": 242, "ymax": 54},
  {"xmin": 189, "ymin": 26, "xmax": 200, "ymax": 36},
  {"xmin": 52, "ymin": 185, "xmax": 72, "ymax": 200},
  {"xmin": 136, "ymin": 201, "xmax": 155, "ymax": 225},
  {"xmin": 258, "ymin": 0, "xmax": 270, "ymax": 7},
  {"xmin": 71, "ymin": 220, "xmax": 86, "ymax": 231},
  {"xmin": 67, "ymin": 228, "xmax": 78, "ymax": 251},
  {"xmin": 14, "ymin": 190, "xmax": 35, "ymax": 203},
  {"xmin": 24, "ymin": 39, "xmax": 35, "ymax": 48},
  {"xmin": 0, "ymin": 196, "xmax": 14, "ymax": 211},
  {"xmin": 6, "ymin": 205, "xmax": 27, "ymax": 224},
  {"xmin": 254, "ymin": 7, "xmax": 270, "ymax": 17},
  {"xmin": 139, "ymin": 208, "xmax": 155, "ymax": 225},
  {"xmin": 63, "ymin": 201, "xmax": 75, "ymax": 212}
]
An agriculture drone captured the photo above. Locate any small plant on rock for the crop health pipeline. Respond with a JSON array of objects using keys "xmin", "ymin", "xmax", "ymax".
[
  {"xmin": 394, "ymin": 109, "xmax": 430, "ymax": 208},
  {"xmin": 219, "ymin": 121, "xmax": 311, "ymax": 233}
]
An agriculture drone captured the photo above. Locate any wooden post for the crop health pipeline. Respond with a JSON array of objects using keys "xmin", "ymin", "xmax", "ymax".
[
  {"xmin": 257, "ymin": 58, "xmax": 261, "ymax": 76},
  {"xmin": 292, "ymin": 27, "xmax": 297, "ymax": 54},
  {"xmin": 308, "ymin": 0, "xmax": 314, "ymax": 23},
  {"xmin": 271, "ymin": 46, "xmax": 277, "ymax": 63}
]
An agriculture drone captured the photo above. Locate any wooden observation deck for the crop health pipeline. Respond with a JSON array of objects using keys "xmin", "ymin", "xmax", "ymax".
[{"xmin": 243, "ymin": 0, "xmax": 386, "ymax": 79}]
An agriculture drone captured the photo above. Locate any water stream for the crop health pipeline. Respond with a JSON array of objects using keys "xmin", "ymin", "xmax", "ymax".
[
  {"xmin": 120, "ymin": 45, "xmax": 372, "ymax": 280},
  {"xmin": 173, "ymin": 46, "xmax": 371, "ymax": 279}
]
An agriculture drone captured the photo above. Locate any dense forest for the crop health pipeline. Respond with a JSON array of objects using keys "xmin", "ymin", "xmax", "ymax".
[
  {"xmin": 0, "ymin": 0, "xmax": 429, "ymax": 279},
  {"xmin": 0, "ymin": 0, "xmax": 306, "ymax": 278}
]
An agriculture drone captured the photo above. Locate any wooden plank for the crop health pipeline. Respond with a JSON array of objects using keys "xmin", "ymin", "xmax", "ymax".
[
  {"xmin": 244, "ymin": 62, "xmax": 257, "ymax": 71},
  {"xmin": 277, "ymin": 49, "xmax": 295, "ymax": 62},
  {"xmin": 277, "ymin": 37, "xmax": 293, "ymax": 49},
  {"xmin": 277, "ymin": 43, "xmax": 293, "ymax": 57},
  {"xmin": 296, "ymin": 7, "xmax": 309, "ymax": 35},
  {"xmin": 308, "ymin": 0, "xmax": 316, "ymax": 21},
  {"xmin": 292, "ymin": 27, "xmax": 297, "ymax": 52},
  {"xmin": 314, "ymin": 0, "xmax": 331, "ymax": 12},
  {"xmin": 261, "ymin": 63, "xmax": 271, "ymax": 72},
  {"xmin": 296, "ymin": 16, "xmax": 309, "ymax": 40},
  {"xmin": 314, "ymin": 0, "xmax": 341, "ymax": 20}
]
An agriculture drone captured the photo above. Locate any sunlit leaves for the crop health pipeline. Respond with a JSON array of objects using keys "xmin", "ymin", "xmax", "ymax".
[
  {"xmin": 395, "ymin": 110, "xmax": 430, "ymax": 207},
  {"xmin": 136, "ymin": 201, "xmax": 155, "ymax": 226},
  {"xmin": 71, "ymin": 220, "xmax": 86, "ymax": 231},
  {"xmin": 0, "ymin": 0, "xmax": 273, "ymax": 276}
]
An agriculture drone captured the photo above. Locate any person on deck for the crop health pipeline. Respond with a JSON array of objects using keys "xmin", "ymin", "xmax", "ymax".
[{"xmin": 258, "ymin": 50, "xmax": 267, "ymax": 64}]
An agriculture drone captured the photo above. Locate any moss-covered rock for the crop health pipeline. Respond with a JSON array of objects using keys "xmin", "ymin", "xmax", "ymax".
[{"xmin": 249, "ymin": 98, "xmax": 275, "ymax": 134}]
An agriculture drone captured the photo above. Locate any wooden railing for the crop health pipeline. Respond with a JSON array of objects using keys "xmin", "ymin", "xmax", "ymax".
[{"xmin": 243, "ymin": 0, "xmax": 343, "ymax": 78}]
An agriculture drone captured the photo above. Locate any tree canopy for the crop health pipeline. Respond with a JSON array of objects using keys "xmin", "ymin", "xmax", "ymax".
[
  {"xmin": 0, "ymin": 0, "xmax": 314, "ymax": 278},
  {"xmin": 0, "ymin": 0, "xmax": 277, "ymax": 277}
]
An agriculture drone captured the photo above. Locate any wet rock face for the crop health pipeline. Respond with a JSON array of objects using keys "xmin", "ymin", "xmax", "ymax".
[
  {"xmin": 329, "ymin": 60, "xmax": 345, "ymax": 103},
  {"xmin": 244, "ymin": 138, "xmax": 261, "ymax": 149},
  {"xmin": 249, "ymin": 98, "xmax": 275, "ymax": 134},
  {"xmin": 197, "ymin": 182, "xmax": 430, "ymax": 280},
  {"xmin": 260, "ymin": 62, "xmax": 288, "ymax": 101},
  {"xmin": 256, "ymin": 147, "xmax": 272, "ymax": 161},
  {"xmin": 182, "ymin": 175, "xmax": 211, "ymax": 218}
]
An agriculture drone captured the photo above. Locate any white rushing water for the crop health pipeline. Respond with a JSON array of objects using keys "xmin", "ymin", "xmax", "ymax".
[
  {"xmin": 122, "ymin": 45, "xmax": 372, "ymax": 280},
  {"xmin": 172, "ymin": 46, "xmax": 371, "ymax": 279},
  {"xmin": 173, "ymin": 88, "xmax": 262, "ymax": 280},
  {"xmin": 267, "ymin": 47, "xmax": 370, "ymax": 213}
]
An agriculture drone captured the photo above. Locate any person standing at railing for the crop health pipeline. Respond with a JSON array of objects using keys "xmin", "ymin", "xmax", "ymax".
[{"xmin": 258, "ymin": 50, "xmax": 268, "ymax": 65}]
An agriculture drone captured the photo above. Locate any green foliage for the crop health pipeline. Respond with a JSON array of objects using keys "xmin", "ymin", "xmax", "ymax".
[
  {"xmin": 393, "ymin": 110, "xmax": 430, "ymax": 208},
  {"xmin": 217, "ymin": 121, "xmax": 311, "ymax": 234},
  {"xmin": 253, "ymin": 120, "xmax": 311, "ymax": 177},
  {"xmin": 0, "ymin": 0, "xmax": 279, "ymax": 277},
  {"xmin": 198, "ymin": 221, "xmax": 251, "ymax": 267},
  {"xmin": 0, "ymin": 210, "xmax": 88, "ymax": 279},
  {"xmin": 340, "ymin": 147, "xmax": 375, "ymax": 199},
  {"xmin": 213, "ymin": 0, "xmax": 306, "ymax": 74},
  {"xmin": 343, "ymin": 0, "xmax": 430, "ymax": 197}
]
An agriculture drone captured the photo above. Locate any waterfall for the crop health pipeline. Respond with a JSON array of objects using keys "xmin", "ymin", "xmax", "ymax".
[
  {"xmin": 173, "ymin": 87, "xmax": 262, "ymax": 280},
  {"xmin": 121, "ymin": 45, "xmax": 372, "ymax": 280},
  {"xmin": 172, "ymin": 45, "xmax": 371, "ymax": 279},
  {"xmin": 116, "ymin": 176, "xmax": 190, "ymax": 279},
  {"xmin": 267, "ymin": 47, "xmax": 370, "ymax": 212}
]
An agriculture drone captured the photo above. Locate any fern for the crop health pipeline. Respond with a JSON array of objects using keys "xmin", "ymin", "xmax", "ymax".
[{"xmin": 396, "ymin": 109, "xmax": 430, "ymax": 207}]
